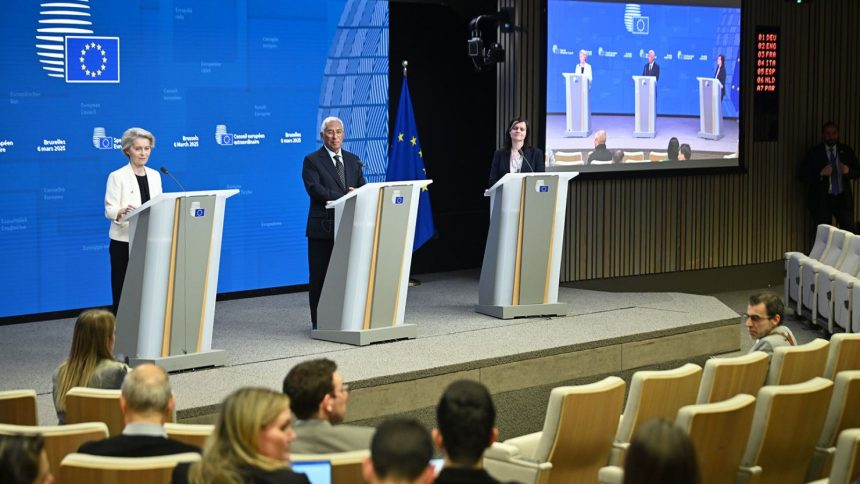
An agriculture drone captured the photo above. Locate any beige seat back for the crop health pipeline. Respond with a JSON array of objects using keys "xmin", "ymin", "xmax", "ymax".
[
  {"xmin": 807, "ymin": 370, "xmax": 860, "ymax": 480},
  {"xmin": 828, "ymin": 429, "xmax": 860, "ymax": 484},
  {"xmin": 64, "ymin": 387, "xmax": 124, "ymax": 436},
  {"xmin": 740, "ymin": 377, "xmax": 834, "ymax": 484},
  {"xmin": 676, "ymin": 394, "xmax": 756, "ymax": 484},
  {"xmin": 649, "ymin": 151, "xmax": 667, "ymax": 161},
  {"xmin": 766, "ymin": 338, "xmax": 829, "ymax": 385},
  {"xmin": 60, "ymin": 452, "xmax": 200, "ymax": 484},
  {"xmin": 0, "ymin": 389, "xmax": 37, "ymax": 425},
  {"xmin": 696, "ymin": 351, "xmax": 769, "ymax": 404},
  {"xmin": 554, "ymin": 151, "xmax": 584, "ymax": 165},
  {"xmin": 824, "ymin": 333, "xmax": 860, "ymax": 379},
  {"xmin": 622, "ymin": 151, "xmax": 645, "ymax": 162},
  {"xmin": 0, "ymin": 422, "xmax": 109, "ymax": 484},
  {"xmin": 292, "ymin": 449, "xmax": 369, "ymax": 484},
  {"xmin": 164, "ymin": 422, "xmax": 214, "ymax": 449}
]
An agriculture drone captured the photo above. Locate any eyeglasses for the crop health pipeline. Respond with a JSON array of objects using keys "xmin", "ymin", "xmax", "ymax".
[
  {"xmin": 741, "ymin": 314, "xmax": 771, "ymax": 323},
  {"xmin": 330, "ymin": 383, "xmax": 350, "ymax": 398}
]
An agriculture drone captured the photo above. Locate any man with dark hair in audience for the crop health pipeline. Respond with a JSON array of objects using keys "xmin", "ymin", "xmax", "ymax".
[
  {"xmin": 282, "ymin": 358, "xmax": 374, "ymax": 453},
  {"xmin": 679, "ymin": 143, "xmax": 692, "ymax": 161},
  {"xmin": 433, "ymin": 380, "xmax": 501, "ymax": 483},
  {"xmin": 587, "ymin": 130, "xmax": 613, "ymax": 164},
  {"xmin": 745, "ymin": 291, "xmax": 796, "ymax": 356},
  {"xmin": 78, "ymin": 363, "xmax": 200, "ymax": 457},
  {"xmin": 362, "ymin": 418, "xmax": 435, "ymax": 484}
]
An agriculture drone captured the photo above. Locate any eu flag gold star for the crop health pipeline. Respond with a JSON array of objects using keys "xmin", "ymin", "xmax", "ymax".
[
  {"xmin": 418, "ymin": 150, "xmax": 422, "ymax": 158},
  {"xmin": 398, "ymin": 133, "xmax": 404, "ymax": 142},
  {"xmin": 410, "ymin": 136, "xmax": 417, "ymax": 146}
]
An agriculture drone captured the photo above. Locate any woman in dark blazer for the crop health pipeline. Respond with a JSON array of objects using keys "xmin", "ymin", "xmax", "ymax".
[
  {"xmin": 488, "ymin": 117, "xmax": 545, "ymax": 187},
  {"xmin": 715, "ymin": 54, "xmax": 727, "ymax": 100}
]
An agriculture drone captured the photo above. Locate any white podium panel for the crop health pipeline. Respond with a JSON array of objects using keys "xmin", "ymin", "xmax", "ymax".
[
  {"xmin": 697, "ymin": 77, "xmax": 724, "ymax": 140},
  {"xmin": 563, "ymin": 72, "xmax": 591, "ymax": 138},
  {"xmin": 633, "ymin": 75, "xmax": 657, "ymax": 138}
]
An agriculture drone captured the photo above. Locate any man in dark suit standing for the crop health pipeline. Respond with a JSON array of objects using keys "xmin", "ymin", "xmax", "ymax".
[
  {"xmin": 642, "ymin": 49, "xmax": 660, "ymax": 81},
  {"xmin": 302, "ymin": 117, "xmax": 366, "ymax": 328},
  {"xmin": 801, "ymin": 121, "xmax": 860, "ymax": 232}
]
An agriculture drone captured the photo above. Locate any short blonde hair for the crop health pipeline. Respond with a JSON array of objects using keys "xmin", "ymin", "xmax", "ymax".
[{"xmin": 121, "ymin": 127, "xmax": 155, "ymax": 159}]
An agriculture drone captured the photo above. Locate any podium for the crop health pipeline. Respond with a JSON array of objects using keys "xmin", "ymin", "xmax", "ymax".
[
  {"xmin": 697, "ymin": 77, "xmax": 724, "ymax": 140},
  {"xmin": 632, "ymin": 75, "xmax": 657, "ymax": 138},
  {"xmin": 562, "ymin": 72, "xmax": 591, "ymax": 137},
  {"xmin": 313, "ymin": 180, "xmax": 432, "ymax": 346},
  {"xmin": 115, "ymin": 189, "xmax": 238, "ymax": 372},
  {"xmin": 476, "ymin": 172, "xmax": 577, "ymax": 319}
]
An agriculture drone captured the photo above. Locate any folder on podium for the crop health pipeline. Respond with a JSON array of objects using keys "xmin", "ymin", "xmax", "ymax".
[
  {"xmin": 632, "ymin": 75, "xmax": 657, "ymax": 138},
  {"xmin": 115, "ymin": 189, "xmax": 238, "ymax": 372},
  {"xmin": 313, "ymin": 180, "xmax": 432, "ymax": 346},
  {"xmin": 476, "ymin": 172, "xmax": 577, "ymax": 319},
  {"xmin": 563, "ymin": 72, "xmax": 591, "ymax": 137},
  {"xmin": 697, "ymin": 77, "xmax": 724, "ymax": 140}
]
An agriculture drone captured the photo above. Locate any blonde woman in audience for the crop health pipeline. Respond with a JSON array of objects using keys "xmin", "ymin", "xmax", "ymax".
[
  {"xmin": 171, "ymin": 387, "xmax": 310, "ymax": 484},
  {"xmin": 52, "ymin": 309, "xmax": 128, "ymax": 424}
]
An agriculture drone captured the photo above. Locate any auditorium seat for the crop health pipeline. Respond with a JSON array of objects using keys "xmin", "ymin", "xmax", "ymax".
[
  {"xmin": 815, "ymin": 233, "xmax": 860, "ymax": 328},
  {"xmin": 483, "ymin": 376, "xmax": 625, "ymax": 484},
  {"xmin": 0, "ymin": 422, "xmax": 109, "ymax": 484},
  {"xmin": 622, "ymin": 151, "xmax": 646, "ymax": 162},
  {"xmin": 59, "ymin": 452, "xmax": 200, "ymax": 484},
  {"xmin": 553, "ymin": 151, "xmax": 584, "ymax": 165},
  {"xmin": 824, "ymin": 334, "xmax": 860, "ymax": 379},
  {"xmin": 609, "ymin": 363, "xmax": 702, "ymax": 466},
  {"xmin": 676, "ymin": 394, "xmax": 756, "ymax": 484},
  {"xmin": 291, "ymin": 449, "xmax": 368, "ymax": 484},
  {"xmin": 597, "ymin": 465, "xmax": 623, "ymax": 484},
  {"xmin": 736, "ymin": 377, "xmax": 833, "ymax": 484},
  {"xmin": 830, "ymin": 269, "xmax": 859, "ymax": 334},
  {"xmin": 648, "ymin": 151, "xmax": 667, "ymax": 161},
  {"xmin": 806, "ymin": 370, "xmax": 860, "ymax": 481},
  {"xmin": 164, "ymin": 422, "xmax": 214, "ymax": 449},
  {"xmin": 589, "ymin": 159, "xmax": 613, "ymax": 165},
  {"xmin": 785, "ymin": 224, "xmax": 834, "ymax": 313},
  {"xmin": 808, "ymin": 429, "xmax": 860, "ymax": 484},
  {"xmin": 65, "ymin": 387, "xmax": 124, "ymax": 436},
  {"xmin": 800, "ymin": 229, "xmax": 852, "ymax": 317},
  {"xmin": 766, "ymin": 338, "xmax": 829, "ymax": 386},
  {"xmin": 695, "ymin": 351, "xmax": 769, "ymax": 404},
  {"xmin": 0, "ymin": 389, "xmax": 37, "ymax": 425}
]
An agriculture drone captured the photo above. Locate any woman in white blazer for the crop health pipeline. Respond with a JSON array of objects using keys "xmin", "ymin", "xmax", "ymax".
[{"xmin": 104, "ymin": 127, "xmax": 162, "ymax": 314}]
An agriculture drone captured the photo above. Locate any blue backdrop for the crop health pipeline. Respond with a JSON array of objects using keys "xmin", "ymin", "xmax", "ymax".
[
  {"xmin": 0, "ymin": 0, "xmax": 389, "ymax": 317},
  {"xmin": 547, "ymin": 1, "xmax": 740, "ymax": 117}
]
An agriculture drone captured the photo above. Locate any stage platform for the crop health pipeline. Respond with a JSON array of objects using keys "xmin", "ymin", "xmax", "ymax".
[{"xmin": 0, "ymin": 270, "xmax": 742, "ymax": 426}]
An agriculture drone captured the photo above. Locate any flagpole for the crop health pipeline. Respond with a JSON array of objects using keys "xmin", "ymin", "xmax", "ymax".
[
  {"xmin": 402, "ymin": 59, "xmax": 423, "ymax": 288},
  {"xmin": 402, "ymin": 60, "xmax": 408, "ymax": 76}
]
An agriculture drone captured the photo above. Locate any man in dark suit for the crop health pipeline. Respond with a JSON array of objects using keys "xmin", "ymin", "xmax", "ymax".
[
  {"xmin": 801, "ymin": 121, "xmax": 860, "ymax": 232},
  {"xmin": 77, "ymin": 364, "xmax": 200, "ymax": 457},
  {"xmin": 642, "ymin": 49, "xmax": 660, "ymax": 81},
  {"xmin": 587, "ymin": 130, "xmax": 613, "ymax": 164},
  {"xmin": 302, "ymin": 116, "xmax": 366, "ymax": 328},
  {"xmin": 362, "ymin": 418, "xmax": 435, "ymax": 484}
]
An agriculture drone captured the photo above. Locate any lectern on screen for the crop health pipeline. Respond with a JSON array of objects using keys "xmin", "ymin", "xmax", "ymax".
[
  {"xmin": 632, "ymin": 75, "xmax": 657, "ymax": 138},
  {"xmin": 697, "ymin": 77, "xmax": 724, "ymax": 140},
  {"xmin": 563, "ymin": 72, "xmax": 591, "ymax": 138},
  {"xmin": 115, "ymin": 189, "xmax": 237, "ymax": 372}
]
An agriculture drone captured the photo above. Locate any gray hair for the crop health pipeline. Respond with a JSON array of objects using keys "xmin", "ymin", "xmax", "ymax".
[
  {"xmin": 121, "ymin": 127, "xmax": 155, "ymax": 159},
  {"xmin": 648, "ymin": 49, "xmax": 655, "ymax": 56},
  {"xmin": 579, "ymin": 49, "xmax": 588, "ymax": 57},
  {"xmin": 121, "ymin": 363, "xmax": 172, "ymax": 414},
  {"xmin": 320, "ymin": 116, "xmax": 344, "ymax": 133}
]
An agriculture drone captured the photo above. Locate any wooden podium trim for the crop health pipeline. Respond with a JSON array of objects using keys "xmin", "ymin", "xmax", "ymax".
[
  {"xmin": 543, "ymin": 179, "xmax": 560, "ymax": 303},
  {"xmin": 512, "ymin": 178, "xmax": 527, "ymax": 305},
  {"xmin": 362, "ymin": 188, "xmax": 385, "ymax": 330},
  {"xmin": 162, "ymin": 198, "xmax": 181, "ymax": 357},
  {"xmin": 197, "ymin": 219, "xmax": 216, "ymax": 353}
]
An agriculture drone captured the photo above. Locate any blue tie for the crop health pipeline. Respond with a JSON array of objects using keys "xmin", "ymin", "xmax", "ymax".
[{"xmin": 830, "ymin": 147, "xmax": 841, "ymax": 195}]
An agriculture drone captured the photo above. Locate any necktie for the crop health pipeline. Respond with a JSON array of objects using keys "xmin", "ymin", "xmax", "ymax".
[
  {"xmin": 580, "ymin": 66, "xmax": 584, "ymax": 74},
  {"xmin": 334, "ymin": 154, "xmax": 346, "ymax": 190},
  {"xmin": 830, "ymin": 147, "xmax": 841, "ymax": 195}
]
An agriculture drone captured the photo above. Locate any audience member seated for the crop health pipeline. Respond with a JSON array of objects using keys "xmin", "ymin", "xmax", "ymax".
[
  {"xmin": 0, "ymin": 434, "xmax": 53, "ymax": 484},
  {"xmin": 362, "ymin": 417, "xmax": 434, "ymax": 484},
  {"xmin": 433, "ymin": 380, "xmax": 502, "ymax": 484},
  {"xmin": 172, "ymin": 387, "xmax": 309, "ymax": 484},
  {"xmin": 679, "ymin": 143, "xmax": 692, "ymax": 161},
  {"xmin": 588, "ymin": 130, "xmax": 613, "ymax": 164},
  {"xmin": 623, "ymin": 419, "xmax": 700, "ymax": 484},
  {"xmin": 282, "ymin": 358, "xmax": 373, "ymax": 453},
  {"xmin": 52, "ymin": 309, "xmax": 129, "ymax": 424},
  {"xmin": 745, "ymin": 291, "xmax": 796, "ymax": 356},
  {"xmin": 77, "ymin": 363, "xmax": 199, "ymax": 457},
  {"xmin": 667, "ymin": 137, "xmax": 680, "ymax": 161},
  {"xmin": 612, "ymin": 150, "xmax": 625, "ymax": 164}
]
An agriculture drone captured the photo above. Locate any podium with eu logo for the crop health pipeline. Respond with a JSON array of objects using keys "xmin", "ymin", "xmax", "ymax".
[
  {"xmin": 313, "ymin": 180, "xmax": 431, "ymax": 346},
  {"xmin": 115, "ymin": 189, "xmax": 238, "ymax": 372},
  {"xmin": 476, "ymin": 172, "xmax": 577, "ymax": 319}
]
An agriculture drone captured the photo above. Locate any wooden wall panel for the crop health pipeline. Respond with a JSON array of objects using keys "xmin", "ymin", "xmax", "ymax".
[{"xmin": 497, "ymin": 0, "xmax": 860, "ymax": 282}]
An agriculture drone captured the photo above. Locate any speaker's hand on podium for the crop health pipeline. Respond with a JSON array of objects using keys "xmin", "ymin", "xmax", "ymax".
[{"xmin": 117, "ymin": 204, "xmax": 136, "ymax": 221}]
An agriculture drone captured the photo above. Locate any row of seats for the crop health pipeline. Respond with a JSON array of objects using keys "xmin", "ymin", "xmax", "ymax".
[
  {"xmin": 785, "ymin": 223, "xmax": 860, "ymax": 333},
  {"xmin": 551, "ymin": 150, "xmax": 666, "ymax": 165}
]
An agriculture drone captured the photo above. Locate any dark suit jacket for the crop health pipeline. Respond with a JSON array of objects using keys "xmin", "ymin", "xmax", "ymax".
[
  {"xmin": 172, "ymin": 463, "xmax": 310, "ymax": 484},
  {"xmin": 301, "ymin": 146, "xmax": 366, "ymax": 239},
  {"xmin": 800, "ymin": 143, "xmax": 860, "ymax": 209},
  {"xmin": 642, "ymin": 61, "xmax": 660, "ymax": 81},
  {"xmin": 488, "ymin": 147, "xmax": 545, "ymax": 188},
  {"xmin": 435, "ymin": 467, "xmax": 502, "ymax": 483},
  {"xmin": 588, "ymin": 144, "xmax": 613, "ymax": 164},
  {"xmin": 715, "ymin": 65, "xmax": 727, "ymax": 99},
  {"xmin": 78, "ymin": 434, "xmax": 200, "ymax": 457}
]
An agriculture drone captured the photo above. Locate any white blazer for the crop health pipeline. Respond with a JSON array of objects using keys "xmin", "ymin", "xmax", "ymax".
[
  {"xmin": 104, "ymin": 163, "xmax": 163, "ymax": 242},
  {"xmin": 576, "ymin": 62, "xmax": 593, "ymax": 86}
]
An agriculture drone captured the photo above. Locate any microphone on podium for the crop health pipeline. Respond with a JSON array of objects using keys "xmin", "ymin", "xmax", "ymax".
[
  {"xmin": 519, "ymin": 149, "xmax": 535, "ymax": 173},
  {"xmin": 160, "ymin": 166, "xmax": 187, "ymax": 192}
]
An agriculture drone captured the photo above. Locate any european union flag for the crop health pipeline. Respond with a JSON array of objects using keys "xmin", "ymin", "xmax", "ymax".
[
  {"xmin": 387, "ymin": 76, "xmax": 434, "ymax": 251},
  {"xmin": 65, "ymin": 36, "xmax": 120, "ymax": 83}
]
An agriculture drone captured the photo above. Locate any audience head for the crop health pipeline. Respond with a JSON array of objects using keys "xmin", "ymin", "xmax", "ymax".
[
  {"xmin": 679, "ymin": 143, "xmax": 691, "ymax": 161},
  {"xmin": 594, "ymin": 129, "xmax": 607, "ymax": 147},
  {"xmin": 0, "ymin": 434, "xmax": 53, "ymax": 484},
  {"xmin": 120, "ymin": 363, "xmax": 174, "ymax": 423},
  {"xmin": 434, "ymin": 380, "xmax": 497, "ymax": 468},
  {"xmin": 503, "ymin": 117, "xmax": 530, "ymax": 150},
  {"xmin": 121, "ymin": 127, "xmax": 155, "ymax": 161},
  {"xmin": 667, "ymin": 137, "xmax": 680, "ymax": 161},
  {"xmin": 189, "ymin": 387, "xmax": 294, "ymax": 483},
  {"xmin": 283, "ymin": 358, "xmax": 351, "ymax": 423},
  {"xmin": 363, "ymin": 418, "xmax": 435, "ymax": 484},
  {"xmin": 55, "ymin": 309, "xmax": 117, "ymax": 412},
  {"xmin": 613, "ymin": 150, "xmax": 625, "ymax": 163},
  {"xmin": 745, "ymin": 291, "xmax": 785, "ymax": 339},
  {"xmin": 622, "ymin": 419, "xmax": 699, "ymax": 484},
  {"xmin": 822, "ymin": 121, "xmax": 839, "ymax": 147}
]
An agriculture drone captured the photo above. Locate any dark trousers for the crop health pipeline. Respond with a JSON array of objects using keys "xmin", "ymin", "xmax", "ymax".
[
  {"xmin": 307, "ymin": 238, "xmax": 334, "ymax": 328},
  {"xmin": 812, "ymin": 193, "xmax": 855, "ymax": 233},
  {"xmin": 109, "ymin": 239, "xmax": 129, "ymax": 315}
]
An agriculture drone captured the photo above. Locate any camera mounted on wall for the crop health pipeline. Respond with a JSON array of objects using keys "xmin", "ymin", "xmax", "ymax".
[{"xmin": 467, "ymin": 8, "xmax": 521, "ymax": 72}]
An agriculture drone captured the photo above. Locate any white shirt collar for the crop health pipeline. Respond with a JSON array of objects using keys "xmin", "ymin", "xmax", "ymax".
[
  {"xmin": 122, "ymin": 422, "xmax": 168, "ymax": 438},
  {"xmin": 324, "ymin": 146, "xmax": 342, "ymax": 166}
]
